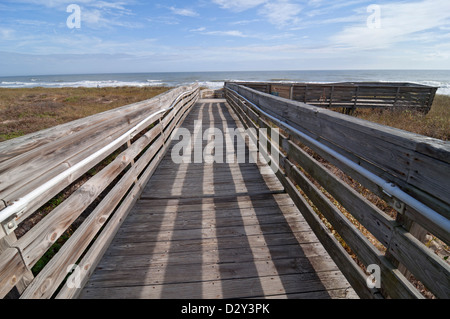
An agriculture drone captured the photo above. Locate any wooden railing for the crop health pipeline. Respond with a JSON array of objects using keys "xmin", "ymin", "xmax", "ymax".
[
  {"xmin": 225, "ymin": 82, "xmax": 449, "ymax": 299},
  {"xmin": 0, "ymin": 84, "xmax": 199, "ymax": 299},
  {"xmin": 229, "ymin": 81, "xmax": 438, "ymax": 114}
]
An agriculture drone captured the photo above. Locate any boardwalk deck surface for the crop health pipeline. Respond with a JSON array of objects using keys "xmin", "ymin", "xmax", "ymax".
[{"xmin": 79, "ymin": 99, "xmax": 357, "ymax": 299}]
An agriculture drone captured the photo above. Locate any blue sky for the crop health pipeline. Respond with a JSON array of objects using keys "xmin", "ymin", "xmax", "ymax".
[{"xmin": 0, "ymin": 0, "xmax": 449, "ymax": 75}]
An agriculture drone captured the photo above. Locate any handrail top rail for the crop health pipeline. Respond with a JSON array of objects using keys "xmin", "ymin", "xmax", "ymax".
[
  {"xmin": 225, "ymin": 82, "xmax": 450, "ymax": 158},
  {"xmin": 0, "ymin": 84, "xmax": 199, "ymax": 233},
  {"xmin": 226, "ymin": 80, "xmax": 439, "ymax": 89},
  {"xmin": 225, "ymin": 85, "xmax": 450, "ymax": 236}
]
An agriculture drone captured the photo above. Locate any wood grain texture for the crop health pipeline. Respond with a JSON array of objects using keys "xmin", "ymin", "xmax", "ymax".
[
  {"xmin": 225, "ymin": 84, "xmax": 449, "ymax": 299},
  {"xmin": 232, "ymin": 81, "xmax": 437, "ymax": 112},
  {"xmin": 226, "ymin": 83, "xmax": 449, "ymax": 235},
  {"xmin": 79, "ymin": 100, "xmax": 356, "ymax": 299}
]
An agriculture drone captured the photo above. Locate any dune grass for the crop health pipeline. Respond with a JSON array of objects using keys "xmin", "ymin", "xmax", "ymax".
[
  {"xmin": 1, "ymin": 88, "xmax": 449, "ymax": 143},
  {"xmin": 352, "ymin": 94, "xmax": 450, "ymax": 141},
  {"xmin": 0, "ymin": 86, "xmax": 171, "ymax": 143}
]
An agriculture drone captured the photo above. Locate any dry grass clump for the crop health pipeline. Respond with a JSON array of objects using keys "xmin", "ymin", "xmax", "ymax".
[
  {"xmin": 352, "ymin": 94, "xmax": 450, "ymax": 141},
  {"xmin": 0, "ymin": 86, "xmax": 171, "ymax": 142}
]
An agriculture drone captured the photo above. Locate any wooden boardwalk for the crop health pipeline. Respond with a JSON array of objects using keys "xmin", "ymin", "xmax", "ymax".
[{"xmin": 79, "ymin": 99, "xmax": 357, "ymax": 299}]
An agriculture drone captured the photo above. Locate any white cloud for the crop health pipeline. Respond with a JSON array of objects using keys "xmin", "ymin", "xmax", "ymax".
[
  {"xmin": 230, "ymin": 19, "xmax": 261, "ymax": 26},
  {"xmin": 80, "ymin": 7, "xmax": 142, "ymax": 29},
  {"xmin": 0, "ymin": 28, "xmax": 15, "ymax": 40},
  {"xmin": 169, "ymin": 6, "xmax": 199, "ymax": 17},
  {"xmin": 190, "ymin": 27, "xmax": 206, "ymax": 32},
  {"xmin": 213, "ymin": 0, "xmax": 302, "ymax": 27},
  {"xmin": 192, "ymin": 29, "xmax": 248, "ymax": 37},
  {"xmin": 91, "ymin": 1, "xmax": 129, "ymax": 11},
  {"xmin": 331, "ymin": 0, "xmax": 450, "ymax": 50},
  {"xmin": 259, "ymin": 0, "xmax": 302, "ymax": 27},
  {"xmin": 305, "ymin": 0, "xmax": 368, "ymax": 18},
  {"xmin": 212, "ymin": 0, "xmax": 267, "ymax": 12},
  {"xmin": 9, "ymin": 0, "xmax": 98, "ymax": 8}
]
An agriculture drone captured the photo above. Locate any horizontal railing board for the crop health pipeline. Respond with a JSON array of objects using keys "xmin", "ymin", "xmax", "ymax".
[
  {"xmin": 0, "ymin": 86, "xmax": 187, "ymax": 178},
  {"xmin": 0, "ymin": 84, "xmax": 199, "ymax": 298},
  {"xmin": 0, "ymin": 86, "xmax": 194, "ymax": 225},
  {"xmin": 227, "ymin": 90, "xmax": 408, "ymax": 298},
  {"xmin": 280, "ymin": 157, "xmax": 421, "ymax": 299},
  {"xmin": 0, "ymin": 87, "xmax": 183, "ymax": 171},
  {"xmin": 55, "ymin": 86, "xmax": 197, "ymax": 299},
  {"xmin": 1, "ymin": 115, "xmax": 153, "ymax": 209},
  {"xmin": 19, "ymin": 128, "xmax": 164, "ymax": 298},
  {"xmin": 231, "ymin": 85, "xmax": 450, "ymax": 242},
  {"xmin": 0, "ymin": 248, "xmax": 29, "ymax": 298},
  {"xmin": 0, "ymin": 88, "xmax": 179, "ymax": 176},
  {"xmin": 229, "ymin": 95, "xmax": 381, "ymax": 298},
  {"xmin": 226, "ymin": 83, "xmax": 450, "ymax": 217},
  {"xmin": 13, "ymin": 87, "xmax": 198, "ymax": 269},
  {"xmin": 19, "ymin": 89, "xmax": 198, "ymax": 299},
  {"xmin": 233, "ymin": 81, "xmax": 437, "ymax": 112},
  {"xmin": 225, "ymin": 85, "xmax": 450, "ymax": 299}
]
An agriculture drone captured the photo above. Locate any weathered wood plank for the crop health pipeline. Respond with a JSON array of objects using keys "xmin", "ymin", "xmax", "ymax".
[
  {"xmin": 79, "ymin": 271, "xmax": 351, "ymax": 299},
  {"xmin": 282, "ymin": 140, "xmax": 396, "ymax": 246},
  {"xmin": 14, "ymin": 126, "xmax": 158, "ymax": 269},
  {"xmin": 226, "ymin": 84, "xmax": 449, "ymax": 237},
  {"xmin": 0, "ymin": 85, "xmax": 198, "ymax": 227},
  {"xmin": 0, "ymin": 248, "xmax": 29, "ymax": 298},
  {"xmin": 85, "ymin": 257, "xmax": 339, "ymax": 289},
  {"xmin": 124, "ymin": 204, "xmax": 299, "ymax": 226},
  {"xmin": 20, "ymin": 126, "xmax": 167, "ymax": 299},
  {"xmin": 0, "ymin": 85, "xmax": 190, "ymax": 162},
  {"xmin": 77, "ymin": 100, "xmax": 355, "ymax": 299},
  {"xmin": 130, "ymin": 193, "xmax": 295, "ymax": 212},
  {"xmin": 98, "ymin": 241, "xmax": 328, "ymax": 270},
  {"xmin": 281, "ymin": 157, "xmax": 422, "ymax": 299},
  {"xmin": 227, "ymin": 85, "xmax": 450, "ymax": 299},
  {"xmin": 55, "ymin": 91, "xmax": 197, "ymax": 299},
  {"xmin": 389, "ymin": 227, "xmax": 450, "ymax": 298},
  {"xmin": 233, "ymin": 81, "xmax": 436, "ymax": 113}
]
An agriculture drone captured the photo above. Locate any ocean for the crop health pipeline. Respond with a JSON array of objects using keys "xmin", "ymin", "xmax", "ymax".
[{"xmin": 1, "ymin": 70, "xmax": 450, "ymax": 95}]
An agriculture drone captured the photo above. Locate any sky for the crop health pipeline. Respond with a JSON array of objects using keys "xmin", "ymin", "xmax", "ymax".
[{"xmin": 0, "ymin": 0, "xmax": 450, "ymax": 76}]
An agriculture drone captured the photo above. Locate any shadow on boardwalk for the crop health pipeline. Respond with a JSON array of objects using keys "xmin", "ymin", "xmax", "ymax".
[{"xmin": 79, "ymin": 100, "xmax": 356, "ymax": 299}]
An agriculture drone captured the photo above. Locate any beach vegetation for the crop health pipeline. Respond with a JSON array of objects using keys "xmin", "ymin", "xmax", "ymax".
[{"xmin": 0, "ymin": 86, "xmax": 171, "ymax": 142}]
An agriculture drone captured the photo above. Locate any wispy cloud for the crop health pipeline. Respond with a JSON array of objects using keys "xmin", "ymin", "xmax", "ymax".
[
  {"xmin": 190, "ymin": 26, "xmax": 294, "ymax": 41},
  {"xmin": 259, "ymin": 0, "xmax": 302, "ymax": 27},
  {"xmin": 229, "ymin": 19, "xmax": 261, "ymax": 26},
  {"xmin": 169, "ymin": 6, "xmax": 199, "ymax": 17},
  {"xmin": 331, "ymin": 0, "xmax": 450, "ymax": 50},
  {"xmin": 0, "ymin": 28, "xmax": 15, "ymax": 40},
  {"xmin": 212, "ymin": 0, "xmax": 267, "ymax": 12},
  {"xmin": 213, "ymin": 0, "xmax": 302, "ymax": 27},
  {"xmin": 1, "ymin": 0, "xmax": 450, "ymax": 73},
  {"xmin": 203, "ymin": 30, "xmax": 248, "ymax": 37},
  {"xmin": 191, "ymin": 28, "xmax": 248, "ymax": 38}
]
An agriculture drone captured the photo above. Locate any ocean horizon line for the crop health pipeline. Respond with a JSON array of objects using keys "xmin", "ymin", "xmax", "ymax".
[
  {"xmin": 1, "ymin": 70, "xmax": 449, "ymax": 95},
  {"xmin": 2, "ymin": 69, "xmax": 450, "ymax": 78}
]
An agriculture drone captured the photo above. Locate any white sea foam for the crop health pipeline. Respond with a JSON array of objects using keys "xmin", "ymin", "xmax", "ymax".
[
  {"xmin": 196, "ymin": 81, "xmax": 225, "ymax": 89},
  {"xmin": 0, "ymin": 80, "xmax": 168, "ymax": 88},
  {"xmin": 1, "ymin": 71, "xmax": 449, "ymax": 95}
]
